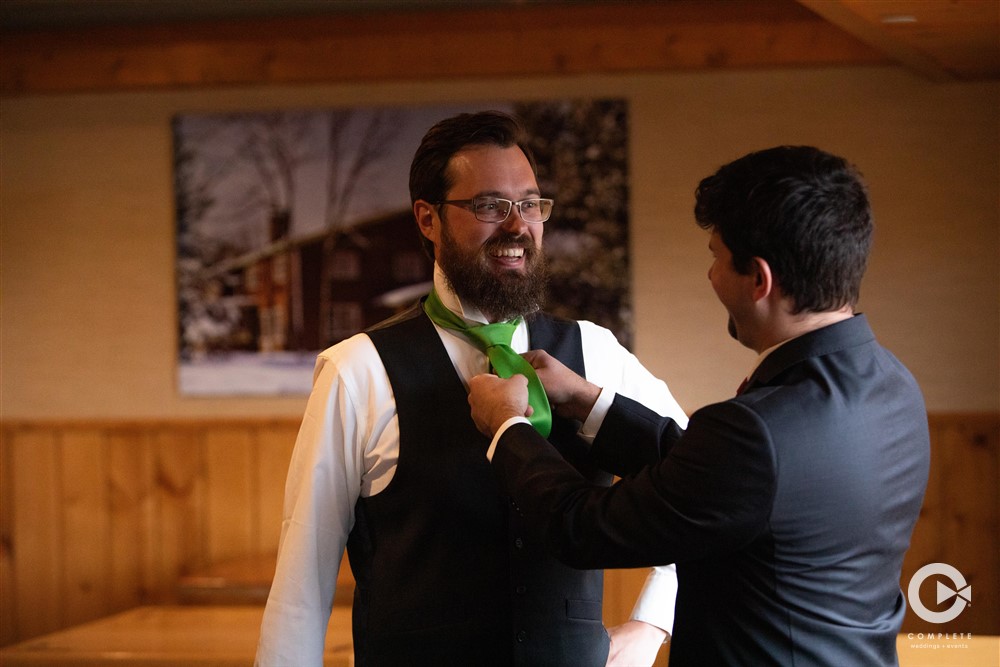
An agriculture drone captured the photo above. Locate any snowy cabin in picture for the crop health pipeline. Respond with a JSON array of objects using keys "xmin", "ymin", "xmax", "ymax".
[{"xmin": 204, "ymin": 208, "xmax": 431, "ymax": 354}]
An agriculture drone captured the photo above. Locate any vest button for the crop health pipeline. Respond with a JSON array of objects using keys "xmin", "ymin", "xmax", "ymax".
[
  {"xmin": 514, "ymin": 537, "xmax": 524, "ymax": 549},
  {"xmin": 516, "ymin": 630, "xmax": 527, "ymax": 642},
  {"xmin": 515, "ymin": 585, "xmax": 526, "ymax": 594}
]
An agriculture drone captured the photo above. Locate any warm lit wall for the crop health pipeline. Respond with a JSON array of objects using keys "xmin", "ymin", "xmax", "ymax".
[{"xmin": 1, "ymin": 66, "xmax": 998, "ymax": 419}]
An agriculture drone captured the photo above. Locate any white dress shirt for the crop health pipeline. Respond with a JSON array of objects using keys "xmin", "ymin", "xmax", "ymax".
[{"xmin": 255, "ymin": 264, "xmax": 689, "ymax": 666}]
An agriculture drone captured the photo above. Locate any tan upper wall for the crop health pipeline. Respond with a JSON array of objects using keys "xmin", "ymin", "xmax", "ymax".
[{"xmin": 1, "ymin": 66, "xmax": 998, "ymax": 419}]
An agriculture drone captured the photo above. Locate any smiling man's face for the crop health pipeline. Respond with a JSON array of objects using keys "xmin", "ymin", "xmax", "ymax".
[{"xmin": 430, "ymin": 144, "xmax": 548, "ymax": 322}]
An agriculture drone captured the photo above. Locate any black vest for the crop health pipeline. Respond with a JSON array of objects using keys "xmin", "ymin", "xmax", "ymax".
[{"xmin": 347, "ymin": 302, "xmax": 611, "ymax": 666}]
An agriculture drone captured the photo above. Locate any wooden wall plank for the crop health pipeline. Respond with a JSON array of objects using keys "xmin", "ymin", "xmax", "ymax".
[
  {"xmin": 0, "ymin": 430, "xmax": 17, "ymax": 646},
  {"xmin": 152, "ymin": 427, "xmax": 205, "ymax": 593},
  {"xmin": 936, "ymin": 416, "xmax": 998, "ymax": 634},
  {"xmin": 254, "ymin": 424, "xmax": 298, "ymax": 555},
  {"xmin": 0, "ymin": 1, "xmax": 888, "ymax": 96},
  {"xmin": 59, "ymin": 429, "xmax": 111, "ymax": 627},
  {"xmin": 107, "ymin": 428, "xmax": 154, "ymax": 611},
  {"xmin": 204, "ymin": 427, "xmax": 255, "ymax": 563},
  {"xmin": 9, "ymin": 429, "xmax": 64, "ymax": 639}
]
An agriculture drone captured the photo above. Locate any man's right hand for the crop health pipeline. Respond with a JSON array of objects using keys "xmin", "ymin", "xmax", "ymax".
[{"xmin": 522, "ymin": 350, "xmax": 601, "ymax": 422}]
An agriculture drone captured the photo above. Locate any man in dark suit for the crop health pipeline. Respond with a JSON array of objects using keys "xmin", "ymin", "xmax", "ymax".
[{"xmin": 468, "ymin": 146, "xmax": 931, "ymax": 666}]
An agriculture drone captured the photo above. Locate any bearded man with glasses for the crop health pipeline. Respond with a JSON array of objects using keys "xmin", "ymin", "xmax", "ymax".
[{"xmin": 256, "ymin": 110, "xmax": 687, "ymax": 667}]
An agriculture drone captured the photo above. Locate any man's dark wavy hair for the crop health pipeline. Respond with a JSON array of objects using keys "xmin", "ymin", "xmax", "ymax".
[
  {"xmin": 695, "ymin": 145, "xmax": 873, "ymax": 314},
  {"xmin": 409, "ymin": 110, "xmax": 537, "ymax": 259}
]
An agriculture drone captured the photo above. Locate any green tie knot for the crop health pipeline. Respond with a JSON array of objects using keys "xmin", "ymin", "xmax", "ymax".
[
  {"xmin": 423, "ymin": 289, "xmax": 552, "ymax": 437},
  {"xmin": 461, "ymin": 321, "xmax": 517, "ymax": 353}
]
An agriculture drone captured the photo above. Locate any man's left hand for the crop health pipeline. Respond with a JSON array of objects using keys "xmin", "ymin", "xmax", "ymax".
[{"xmin": 605, "ymin": 620, "xmax": 668, "ymax": 667}]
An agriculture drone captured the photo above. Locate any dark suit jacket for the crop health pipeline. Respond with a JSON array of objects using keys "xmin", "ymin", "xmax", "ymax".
[{"xmin": 492, "ymin": 315, "xmax": 930, "ymax": 666}]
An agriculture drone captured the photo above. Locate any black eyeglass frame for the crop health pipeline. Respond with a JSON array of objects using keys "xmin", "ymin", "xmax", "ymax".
[{"xmin": 434, "ymin": 196, "xmax": 554, "ymax": 224}]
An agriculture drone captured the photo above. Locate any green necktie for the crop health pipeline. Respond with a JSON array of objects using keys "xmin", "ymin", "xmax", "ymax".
[{"xmin": 423, "ymin": 288, "xmax": 552, "ymax": 438}]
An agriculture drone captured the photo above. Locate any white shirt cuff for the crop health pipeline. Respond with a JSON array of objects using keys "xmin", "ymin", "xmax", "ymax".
[
  {"xmin": 578, "ymin": 386, "xmax": 617, "ymax": 443},
  {"xmin": 489, "ymin": 386, "xmax": 615, "ymax": 457},
  {"xmin": 486, "ymin": 416, "xmax": 531, "ymax": 460},
  {"xmin": 630, "ymin": 563, "xmax": 678, "ymax": 636}
]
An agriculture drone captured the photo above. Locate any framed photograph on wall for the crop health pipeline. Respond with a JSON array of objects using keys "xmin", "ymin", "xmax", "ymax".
[{"xmin": 173, "ymin": 99, "xmax": 630, "ymax": 395}]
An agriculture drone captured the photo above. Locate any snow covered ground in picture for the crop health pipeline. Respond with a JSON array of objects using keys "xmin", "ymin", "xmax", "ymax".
[
  {"xmin": 179, "ymin": 351, "xmax": 319, "ymax": 396},
  {"xmin": 174, "ymin": 99, "xmax": 631, "ymax": 395}
]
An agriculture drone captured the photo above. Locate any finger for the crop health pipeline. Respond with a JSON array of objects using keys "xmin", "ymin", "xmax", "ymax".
[
  {"xmin": 470, "ymin": 372, "xmax": 501, "ymax": 389},
  {"xmin": 522, "ymin": 349, "xmax": 548, "ymax": 367}
]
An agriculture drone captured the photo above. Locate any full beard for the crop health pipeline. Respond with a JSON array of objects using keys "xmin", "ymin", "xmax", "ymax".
[{"xmin": 437, "ymin": 227, "xmax": 549, "ymax": 323}]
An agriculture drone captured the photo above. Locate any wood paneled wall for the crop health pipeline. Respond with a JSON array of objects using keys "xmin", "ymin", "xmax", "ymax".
[
  {"xmin": 901, "ymin": 414, "xmax": 999, "ymax": 635},
  {"xmin": 0, "ymin": 419, "xmax": 297, "ymax": 645},
  {"xmin": 1, "ymin": 414, "xmax": 997, "ymax": 647}
]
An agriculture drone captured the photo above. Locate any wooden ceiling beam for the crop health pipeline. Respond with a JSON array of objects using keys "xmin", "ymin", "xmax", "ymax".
[
  {"xmin": 0, "ymin": 1, "xmax": 888, "ymax": 96},
  {"xmin": 796, "ymin": 0, "xmax": 953, "ymax": 81}
]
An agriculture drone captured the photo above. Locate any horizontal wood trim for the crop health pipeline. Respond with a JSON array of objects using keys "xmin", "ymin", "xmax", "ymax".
[
  {"xmin": 0, "ymin": 1, "xmax": 889, "ymax": 96},
  {"xmin": 927, "ymin": 412, "xmax": 1000, "ymax": 428}
]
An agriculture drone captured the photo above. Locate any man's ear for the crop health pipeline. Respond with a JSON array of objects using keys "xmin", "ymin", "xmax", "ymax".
[
  {"xmin": 750, "ymin": 256, "xmax": 774, "ymax": 302},
  {"xmin": 413, "ymin": 200, "xmax": 438, "ymax": 244}
]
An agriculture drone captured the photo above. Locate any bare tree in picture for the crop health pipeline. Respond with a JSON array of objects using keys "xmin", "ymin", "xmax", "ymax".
[{"xmin": 318, "ymin": 110, "xmax": 402, "ymax": 347}]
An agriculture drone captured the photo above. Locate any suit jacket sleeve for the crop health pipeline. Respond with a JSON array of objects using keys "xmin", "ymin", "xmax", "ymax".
[
  {"xmin": 492, "ymin": 398, "xmax": 777, "ymax": 569},
  {"xmin": 589, "ymin": 393, "xmax": 685, "ymax": 477}
]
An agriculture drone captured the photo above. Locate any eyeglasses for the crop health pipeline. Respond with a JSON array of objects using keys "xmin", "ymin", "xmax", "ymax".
[{"xmin": 435, "ymin": 196, "xmax": 554, "ymax": 224}]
